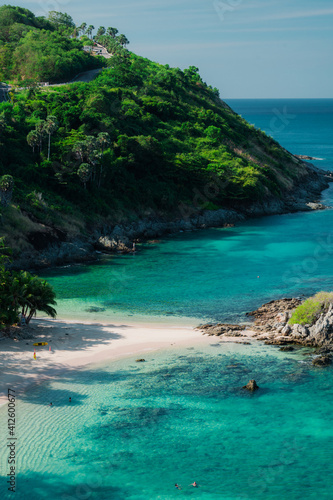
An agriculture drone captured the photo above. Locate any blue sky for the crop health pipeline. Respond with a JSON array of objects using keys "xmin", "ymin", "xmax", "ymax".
[{"xmin": 12, "ymin": 0, "xmax": 333, "ymax": 97}]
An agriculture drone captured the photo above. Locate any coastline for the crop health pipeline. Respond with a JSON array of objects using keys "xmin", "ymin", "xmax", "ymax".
[
  {"xmin": 0, "ymin": 317, "xmax": 215, "ymax": 406},
  {"xmin": 0, "ymin": 316, "xmax": 260, "ymax": 407},
  {"xmin": 11, "ymin": 161, "xmax": 331, "ymax": 272}
]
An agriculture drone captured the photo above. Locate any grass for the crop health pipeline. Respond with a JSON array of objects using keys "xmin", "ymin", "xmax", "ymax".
[{"xmin": 289, "ymin": 292, "xmax": 333, "ymax": 326}]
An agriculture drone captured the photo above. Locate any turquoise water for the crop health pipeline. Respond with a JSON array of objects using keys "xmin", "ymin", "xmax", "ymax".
[
  {"xmin": 1, "ymin": 100, "xmax": 333, "ymax": 499},
  {"xmin": 40, "ymin": 99, "xmax": 333, "ymax": 326},
  {"xmin": 1, "ymin": 343, "xmax": 333, "ymax": 499}
]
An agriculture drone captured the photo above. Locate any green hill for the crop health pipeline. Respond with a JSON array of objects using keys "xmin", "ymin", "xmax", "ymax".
[
  {"xmin": 0, "ymin": 5, "xmax": 103, "ymax": 83},
  {"xmin": 0, "ymin": 7, "xmax": 328, "ymax": 263}
]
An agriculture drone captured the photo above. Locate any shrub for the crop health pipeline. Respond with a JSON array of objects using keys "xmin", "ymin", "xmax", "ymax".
[{"xmin": 289, "ymin": 292, "xmax": 333, "ymax": 326}]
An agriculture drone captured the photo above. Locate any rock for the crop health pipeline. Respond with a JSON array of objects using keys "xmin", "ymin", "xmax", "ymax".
[
  {"xmin": 306, "ymin": 202, "xmax": 326, "ymax": 210},
  {"xmin": 291, "ymin": 324, "xmax": 309, "ymax": 339},
  {"xmin": 199, "ymin": 323, "xmax": 246, "ymax": 337},
  {"xmin": 243, "ymin": 380, "xmax": 259, "ymax": 391},
  {"xmin": 281, "ymin": 325, "xmax": 291, "ymax": 335},
  {"xmin": 279, "ymin": 346, "xmax": 295, "ymax": 352},
  {"xmin": 247, "ymin": 298, "xmax": 302, "ymax": 332},
  {"xmin": 265, "ymin": 336, "xmax": 294, "ymax": 346},
  {"xmin": 312, "ymin": 356, "xmax": 332, "ymax": 367},
  {"xmin": 136, "ymin": 359, "xmax": 146, "ymax": 362}
]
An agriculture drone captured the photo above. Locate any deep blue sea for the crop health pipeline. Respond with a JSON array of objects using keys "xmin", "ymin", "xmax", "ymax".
[{"xmin": 1, "ymin": 100, "xmax": 333, "ymax": 499}]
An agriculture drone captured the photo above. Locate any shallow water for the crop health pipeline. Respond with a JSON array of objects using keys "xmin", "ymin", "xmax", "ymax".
[
  {"xmin": 2, "ymin": 100, "xmax": 333, "ymax": 499},
  {"xmin": 1, "ymin": 343, "xmax": 332, "ymax": 499},
  {"xmin": 41, "ymin": 100, "xmax": 333, "ymax": 326}
]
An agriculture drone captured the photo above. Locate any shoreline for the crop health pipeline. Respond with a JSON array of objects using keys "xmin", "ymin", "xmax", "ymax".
[
  {"xmin": 11, "ymin": 162, "xmax": 331, "ymax": 272},
  {"xmin": 0, "ymin": 317, "xmax": 215, "ymax": 406},
  {"xmin": 0, "ymin": 316, "xmax": 259, "ymax": 407}
]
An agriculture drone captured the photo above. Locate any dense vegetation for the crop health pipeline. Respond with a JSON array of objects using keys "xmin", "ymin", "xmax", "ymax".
[
  {"xmin": 0, "ymin": 7, "xmax": 311, "ymax": 258},
  {"xmin": 289, "ymin": 292, "xmax": 333, "ymax": 326},
  {"xmin": 0, "ymin": 5, "xmax": 104, "ymax": 82},
  {"xmin": 0, "ymin": 238, "xmax": 57, "ymax": 328}
]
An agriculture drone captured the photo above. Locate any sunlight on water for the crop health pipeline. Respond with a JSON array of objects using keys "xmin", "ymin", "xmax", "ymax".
[
  {"xmin": 1, "ymin": 343, "xmax": 333, "ymax": 499},
  {"xmin": 2, "ymin": 100, "xmax": 333, "ymax": 500}
]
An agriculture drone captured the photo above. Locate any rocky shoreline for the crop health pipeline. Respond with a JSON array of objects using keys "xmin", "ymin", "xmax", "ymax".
[
  {"xmin": 11, "ymin": 160, "xmax": 332, "ymax": 271},
  {"xmin": 199, "ymin": 297, "xmax": 333, "ymax": 362}
]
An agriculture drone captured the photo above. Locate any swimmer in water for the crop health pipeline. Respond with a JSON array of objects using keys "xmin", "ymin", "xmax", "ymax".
[
  {"xmin": 175, "ymin": 484, "xmax": 181, "ymax": 490},
  {"xmin": 190, "ymin": 481, "xmax": 198, "ymax": 487}
]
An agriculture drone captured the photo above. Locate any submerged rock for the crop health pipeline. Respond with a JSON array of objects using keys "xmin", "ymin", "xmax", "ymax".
[
  {"xmin": 136, "ymin": 359, "xmax": 146, "ymax": 363},
  {"xmin": 312, "ymin": 356, "xmax": 332, "ymax": 367},
  {"xmin": 243, "ymin": 380, "xmax": 259, "ymax": 391},
  {"xmin": 279, "ymin": 346, "xmax": 295, "ymax": 352}
]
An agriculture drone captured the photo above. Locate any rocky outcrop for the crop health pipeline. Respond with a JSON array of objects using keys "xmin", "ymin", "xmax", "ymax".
[
  {"xmin": 243, "ymin": 380, "xmax": 259, "ymax": 391},
  {"xmin": 201, "ymin": 298, "xmax": 333, "ymax": 349},
  {"xmin": 199, "ymin": 323, "xmax": 246, "ymax": 336}
]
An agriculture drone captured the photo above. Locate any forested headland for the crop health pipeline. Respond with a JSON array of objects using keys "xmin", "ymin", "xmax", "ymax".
[{"xmin": 0, "ymin": 5, "xmax": 327, "ymax": 265}]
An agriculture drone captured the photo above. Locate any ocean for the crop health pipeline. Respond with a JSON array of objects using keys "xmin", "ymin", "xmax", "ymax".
[{"xmin": 1, "ymin": 99, "xmax": 333, "ymax": 499}]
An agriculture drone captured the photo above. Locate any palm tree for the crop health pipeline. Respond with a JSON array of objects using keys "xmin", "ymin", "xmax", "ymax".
[
  {"xmin": 79, "ymin": 22, "xmax": 87, "ymax": 35},
  {"xmin": 117, "ymin": 34, "xmax": 130, "ymax": 47},
  {"xmin": 96, "ymin": 26, "xmax": 106, "ymax": 39},
  {"xmin": 23, "ymin": 276, "xmax": 57, "ymax": 325},
  {"xmin": 107, "ymin": 27, "xmax": 118, "ymax": 38},
  {"xmin": 86, "ymin": 25, "xmax": 94, "ymax": 39},
  {"xmin": 27, "ymin": 130, "xmax": 39, "ymax": 153},
  {"xmin": 0, "ymin": 175, "xmax": 14, "ymax": 207},
  {"xmin": 35, "ymin": 120, "xmax": 46, "ymax": 153},
  {"xmin": 77, "ymin": 163, "xmax": 92, "ymax": 189},
  {"xmin": 97, "ymin": 132, "xmax": 110, "ymax": 187},
  {"xmin": 44, "ymin": 116, "xmax": 59, "ymax": 160}
]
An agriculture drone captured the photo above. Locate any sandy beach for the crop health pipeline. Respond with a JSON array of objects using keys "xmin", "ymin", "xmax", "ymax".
[{"xmin": 0, "ymin": 317, "xmax": 225, "ymax": 406}]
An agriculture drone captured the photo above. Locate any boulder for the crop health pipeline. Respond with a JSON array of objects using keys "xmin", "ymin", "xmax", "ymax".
[
  {"xmin": 312, "ymin": 356, "xmax": 332, "ymax": 367},
  {"xmin": 291, "ymin": 324, "xmax": 309, "ymax": 339},
  {"xmin": 136, "ymin": 359, "xmax": 146, "ymax": 363},
  {"xmin": 243, "ymin": 380, "xmax": 259, "ymax": 391},
  {"xmin": 281, "ymin": 325, "xmax": 291, "ymax": 335}
]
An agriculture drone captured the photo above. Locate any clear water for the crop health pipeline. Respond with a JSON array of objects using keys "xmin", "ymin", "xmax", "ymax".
[
  {"xmin": 2, "ymin": 100, "xmax": 333, "ymax": 499},
  {"xmin": 40, "ymin": 99, "xmax": 333, "ymax": 326},
  {"xmin": 1, "ymin": 343, "xmax": 333, "ymax": 500}
]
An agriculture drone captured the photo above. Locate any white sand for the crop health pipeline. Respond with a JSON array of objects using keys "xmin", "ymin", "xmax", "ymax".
[
  {"xmin": 0, "ymin": 317, "xmax": 258, "ymax": 406},
  {"xmin": 0, "ymin": 318, "xmax": 215, "ymax": 405}
]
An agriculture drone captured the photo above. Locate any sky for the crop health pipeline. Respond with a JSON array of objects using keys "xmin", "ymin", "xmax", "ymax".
[{"xmin": 10, "ymin": 0, "xmax": 333, "ymax": 98}]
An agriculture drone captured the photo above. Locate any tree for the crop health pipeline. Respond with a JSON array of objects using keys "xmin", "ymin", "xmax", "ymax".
[
  {"xmin": 35, "ymin": 120, "xmax": 46, "ymax": 153},
  {"xmin": 47, "ymin": 11, "xmax": 75, "ymax": 30},
  {"xmin": 22, "ymin": 275, "xmax": 57, "ymax": 325},
  {"xmin": 117, "ymin": 34, "xmax": 129, "ymax": 47},
  {"xmin": 86, "ymin": 25, "xmax": 94, "ymax": 38},
  {"xmin": 78, "ymin": 22, "xmax": 87, "ymax": 35},
  {"xmin": 96, "ymin": 26, "xmax": 105, "ymax": 38},
  {"xmin": 107, "ymin": 27, "xmax": 118, "ymax": 38},
  {"xmin": 97, "ymin": 132, "xmax": 110, "ymax": 186},
  {"xmin": 27, "ymin": 130, "xmax": 39, "ymax": 153},
  {"xmin": 44, "ymin": 115, "xmax": 59, "ymax": 160},
  {"xmin": 77, "ymin": 163, "xmax": 92, "ymax": 189},
  {"xmin": 0, "ymin": 175, "xmax": 14, "ymax": 207}
]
